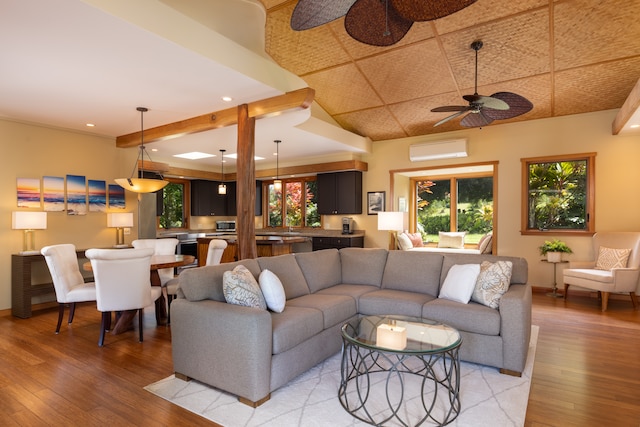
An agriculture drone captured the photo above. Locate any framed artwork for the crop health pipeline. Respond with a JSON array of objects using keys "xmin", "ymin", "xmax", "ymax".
[
  {"xmin": 88, "ymin": 179, "xmax": 107, "ymax": 212},
  {"xmin": 16, "ymin": 177, "xmax": 41, "ymax": 208},
  {"xmin": 108, "ymin": 184, "xmax": 126, "ymax": 209},
  {"xmin": 66, "ymin": 174, "xmax": 87, "ymax": 215},
  {"xmin": 367, "ymin": 191, "xmax": 385, "ymax": 215},
  {"xmin": 43, "ymin": 176, "xmax": 65, "ymax": 211}
]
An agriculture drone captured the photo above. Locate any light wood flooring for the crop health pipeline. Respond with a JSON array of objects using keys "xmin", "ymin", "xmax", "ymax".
[{"xmin": 1, "ymin": 291, "xmax": 639, "ymax": 426}]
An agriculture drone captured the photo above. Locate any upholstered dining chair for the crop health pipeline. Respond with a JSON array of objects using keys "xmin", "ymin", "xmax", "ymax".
[
  {"xmin": 164, "ymin": 239, "xmax": 227, "ymax": 324},
  {"xmin": 41, "ymin": 244, "xmax": 97, "ymax": 334},
  {"xmin": 131, "ymin": 238, "xmax": 179, "ymax": 287},
  {"xmin": 85, "ymin": 247, "xmax": 161, "ymax": 347},
  {"xmin": 563, "ymin": 232, "xmax": 640, "ymax": 311}
]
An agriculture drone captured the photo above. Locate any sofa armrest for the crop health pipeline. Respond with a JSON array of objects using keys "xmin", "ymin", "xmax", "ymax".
[
  {"xmin": 171, "ymin": 298, "xmax": 273, "ymax": 403},
  {"xmin": 498, "ymin": 283, "xmax": 532, "ymax": 374},
  {"xmin": 611, "ymin": 268, "xmax": 640, "ymax": 292}
]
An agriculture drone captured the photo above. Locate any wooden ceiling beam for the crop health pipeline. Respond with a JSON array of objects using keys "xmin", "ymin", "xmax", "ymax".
[
  {"xmin": 116, "ymin": 87, "xmax": 315, "ymax": 147},
  {"xmin": 612, "ymin": 77, "xmax": 640, "ymax": 135}
]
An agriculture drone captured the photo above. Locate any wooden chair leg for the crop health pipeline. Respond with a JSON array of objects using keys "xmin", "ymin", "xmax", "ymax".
[
  {"xmin": 563, "ymin": 283, "xmax": 570, "ymax": 299},
  {"xmin": 167, "ymin": 294, "xmax": 173, "ymax": 325},
  {"xmin": 601, "ymin": 292, "xmax": 610, "ymax": 312},
  {"xmin": 99, "ymin": 312, "xmax": 109, "ymax": 347},
  {"xmin": 630, "ymin": 292, "xmax": 638, "ymax": 310},
  {"xmin": 68, "ymin": 302, "xmax": 76, "ymax": 324},
  {"xmin": 138, "ymin": 308, "xmax": 144, "ymax": 343},
  {"xmin": 55, "ymin": 303, "xmax": 65, "ymax": 334}
]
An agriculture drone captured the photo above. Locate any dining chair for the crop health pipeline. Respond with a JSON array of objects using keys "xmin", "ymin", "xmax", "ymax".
[
  {"xmin": 131, "ymin": 238, "xmax": 179, "ymax": 286},
  {"xmin": 85, "ymin": 247, "xmax": 161, "ymax": 347},
  {"xmin": 165, "ymin": 239, "xmax": 227, "ymax": 324},
  {"xmin": 41, "ymin": 244, "xmax": 97, "ymax": 334}
]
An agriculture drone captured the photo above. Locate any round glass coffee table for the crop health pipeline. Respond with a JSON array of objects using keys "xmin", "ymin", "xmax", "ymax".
[{"xmin": 339, "ymin": 315, "xmax": 461, "ymax": 426}]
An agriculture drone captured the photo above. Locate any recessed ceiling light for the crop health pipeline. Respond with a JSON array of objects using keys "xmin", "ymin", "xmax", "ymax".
[
  {"xmin": 151, "ymin": 148, "xmax": 158, "ymax": 152},
  {"xmin": 631, "ymin": 124, "xmax": 640, "ymax": 129},
  {"xmin": 86, "ymin": 123, "xmax": 95, "ymax": 127},
  {"xmin": 225, "ymin": 153, "xmax": 265, "ymax": 161},
  {"xmin": 173, "ymin": 152, "xmax": 215, "ymax": 160},
  {"xmin": 222, "ymin": 96, "xmax": 232, "ymax": 102}
]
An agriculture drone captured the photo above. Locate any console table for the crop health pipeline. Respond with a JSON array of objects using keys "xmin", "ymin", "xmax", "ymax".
[{"xmin": 11, "ymin": 250, "xmax": 89, "ymax": 318}]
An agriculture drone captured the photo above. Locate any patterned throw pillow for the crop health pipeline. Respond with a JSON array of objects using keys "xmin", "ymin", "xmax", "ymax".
[
  {"xmin": 405, "ymin": 232, "xmax": 424, "ymax": 247},
  {"xmin": 471, "ymin": 260, "xmax": 513, "ymax": 309},
  {"xmin": 595, "ymin": 247, "xmax": 631, "ymax": 270},
  {"xmin": 477, "ymin": 233, "xmax": 493, "ymax": 254},
  {"xmin": 438, "ymin": 232, "xmax": 465, "ymax": 249},
  {"xmin": 223, "ymin": 265, "xmax": 267, "ymax": 310}
]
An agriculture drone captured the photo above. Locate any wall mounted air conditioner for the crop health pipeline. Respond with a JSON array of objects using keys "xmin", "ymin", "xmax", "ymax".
[{"xmin": 409, "ymin": 139, "xmax": 468, "ymax": 162}]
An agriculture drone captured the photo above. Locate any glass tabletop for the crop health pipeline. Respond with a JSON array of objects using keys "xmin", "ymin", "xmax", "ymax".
[{"xmin": 342, "ymin": 315, "xmax": 461, "ymax": 353}]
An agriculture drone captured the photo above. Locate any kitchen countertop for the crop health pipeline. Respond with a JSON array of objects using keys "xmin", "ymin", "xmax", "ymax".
[{"xmin": 159, "ymin": 229, "xmax": 365, "ymax": 239}]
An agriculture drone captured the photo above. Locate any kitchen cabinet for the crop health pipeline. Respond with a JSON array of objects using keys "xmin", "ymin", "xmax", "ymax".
[
  {"xmin": 222, "ymin": 181, "xmax": 262, "ymax": 216},
  {"xmin": 192, "ymin": 180, "xmax": 262, "ymax": 216},
  {"xmin": 312, "ymin": 236, "xmax": 364, "ymax": 251},
  {"xmin": 317, "ymin": 171, "xmax": 362, "ymax": 215}
]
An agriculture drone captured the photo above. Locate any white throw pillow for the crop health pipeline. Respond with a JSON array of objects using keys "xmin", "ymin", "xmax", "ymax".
[
  {"xmin": 438, "ymin": 232, "xmax": 466, "ymax": 249},
  {"xmin": 438, "ymin": 264, "xmax": 481, "ymax": 304},
  {"xmin": 223, "ymin": 265, "xmax": 267, "ymax": 310},
  {"xmin": 259, "ymin": 269, "xmax": 286, "ymax": 313},
  {"xmin": 396, "ymin": 232, "xmax": 413, "ymax": 250}
]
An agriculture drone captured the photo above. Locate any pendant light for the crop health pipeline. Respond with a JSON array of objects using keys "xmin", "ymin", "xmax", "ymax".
[
  {"xmin": 115, "ymin": 107, "xmax": 169, "ymax": 193},
  {"xmin": 273, "ymin": 139, "xmax": 282, "ymax": 191},
  {"xmin": 218, "ymin": 149, "xmax": 227, "ymax": 195}
]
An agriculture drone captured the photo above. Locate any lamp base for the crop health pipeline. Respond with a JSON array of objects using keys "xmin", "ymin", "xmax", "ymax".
[{"xmin": 113, "ymin": 244, "xmax": 129, "ymax": 249}]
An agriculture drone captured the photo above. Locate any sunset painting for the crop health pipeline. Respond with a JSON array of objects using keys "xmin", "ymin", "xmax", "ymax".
[
  {"xmin": 108, "ymin": 184, "xmax": 125, "ymax": 209},
  {"xmin": 88, "ymin": 179, "xmax": 107, "ymax": 212},
  {"xmin": 66, "ymin": 174, "xmax": 87, "ymax": 215},
  {"xmin": 43, "ymin": 176, "xmax": 65, "ymax": 212},
  {"xmin": 17, "ymin": 177, "xmax": 41, "ymax": 208}
]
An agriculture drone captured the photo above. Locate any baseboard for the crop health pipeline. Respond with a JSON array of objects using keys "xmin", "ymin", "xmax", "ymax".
[{"xmin": 531, "ymin": 286, "xmax": 637, "ymax": 300}]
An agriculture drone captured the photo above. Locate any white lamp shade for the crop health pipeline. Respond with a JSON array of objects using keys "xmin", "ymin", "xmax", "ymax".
[
  {"xmin": 12, "ymin": 211, "xmax": 47, "ymax": 230},
  {"xmin": 107, "ymin": 212, "xmax": 134, "ymax": 228},
  {"xmin": 377, "ymin": 211, "xmax": 405, "ymax": 231}
]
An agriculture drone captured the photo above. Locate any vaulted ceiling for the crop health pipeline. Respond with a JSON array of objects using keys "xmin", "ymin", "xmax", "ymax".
[{"xmin": 260, "ymin": 0, "xmax": 640, "ymax": 141}]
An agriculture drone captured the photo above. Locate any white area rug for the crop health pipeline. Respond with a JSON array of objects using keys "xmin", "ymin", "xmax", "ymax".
[{"xmin": 146, "ymin": 326, "xmax": 538, "ymax": 427}]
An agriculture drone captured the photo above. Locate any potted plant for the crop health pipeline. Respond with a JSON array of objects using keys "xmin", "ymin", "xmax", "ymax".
[{"xmin": 539, "ymin": 239, "xmax": 572, "ymax": 262}]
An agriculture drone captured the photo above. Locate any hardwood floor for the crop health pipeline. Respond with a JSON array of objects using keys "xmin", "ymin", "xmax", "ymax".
[{"xmin": 1, "ymin": 292, "xmax": 638, "ymax": 426}]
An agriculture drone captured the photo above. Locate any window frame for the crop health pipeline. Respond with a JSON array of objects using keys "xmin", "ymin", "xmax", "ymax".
[
  {"xmin": 263, "ymin": 177, "xmax": 319, "ymax": 229},
  {"xmin": 520, "ymin": 152, "xmax": 596, "ymax": 236},
  {"xmin": 156, "ymin": 177, "xmax": 191, "ymax": 231}
]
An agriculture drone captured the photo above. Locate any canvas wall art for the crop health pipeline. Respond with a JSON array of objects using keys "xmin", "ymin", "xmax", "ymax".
[
  {"xmin": 16, "ymin": 177, "xmax": 41, "ymax": 208},
  {"xmin": 88, "ymin": 179, "xmax": 107, "ymax": 212},
  {"xmin": 66, "ymin": 174, "xmax": 87, "ymax": 215},
  {"xmin": 43, "ymin": 175, "xmax": 65, "ymax": 211}
]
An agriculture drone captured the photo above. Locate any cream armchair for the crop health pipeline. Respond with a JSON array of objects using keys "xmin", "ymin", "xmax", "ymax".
[{"xmin": 563, "ymin": 232, "xmax": 640, "ymax": 311}]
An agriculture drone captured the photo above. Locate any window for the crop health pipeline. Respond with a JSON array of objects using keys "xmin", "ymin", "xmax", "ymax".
[
  {"xmin": 521, "ymin": 153, "xmax": 595, "ymax": 235},
  {"xmin": 158, "ymin": 179, "xmax": 189, "ymax": 230},
  {"xmin": 413, "ymin": 172, "xmax": 494, "ymax": 245},
  {"xmin": 266, "ymin": 178, "xmax": 319, "ymax": 228}
]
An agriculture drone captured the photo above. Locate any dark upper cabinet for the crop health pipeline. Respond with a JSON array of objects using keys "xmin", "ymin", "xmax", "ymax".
[
  {"xmin": 317, "ymin": 171, "xmax": 362, "ymax": 215},
  {"xmin": 191, "ymin": 179, "xmax": 226, "ymax": 216},
  {"xmin": 225, "ymin": 181, "xmax": 237, "ymax": 216}
]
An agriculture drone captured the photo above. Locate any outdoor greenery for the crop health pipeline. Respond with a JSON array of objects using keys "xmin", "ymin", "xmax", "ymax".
[
  {"xmin": 159, "ymin": 182, "xmax": 184, "ymax": 229},
  {"xmin": 268, "ymin": 180, "xmax": 319, "ymax": 228},
  {"xmin": 538, "ymin": 239, "xmax": 572, "ymax": 255},
  {"xmin": 527, "ymin": 160, "xmax": 587, "ymax": 230}
]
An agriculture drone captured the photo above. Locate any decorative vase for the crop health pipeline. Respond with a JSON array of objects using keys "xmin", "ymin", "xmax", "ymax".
[{"xmin": 546, "ymin": 251, "xmax": 562, "ymax": 263}]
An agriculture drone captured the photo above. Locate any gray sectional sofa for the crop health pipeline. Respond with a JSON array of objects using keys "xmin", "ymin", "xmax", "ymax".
[{"xmin": 171, "ymin": 248, "xmax": 531, "ymax": 406}]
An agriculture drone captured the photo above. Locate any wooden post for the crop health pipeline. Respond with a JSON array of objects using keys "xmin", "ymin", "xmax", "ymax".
[{"xmin": 236, "ymin": 104, "xmax": 257, "ymax": 260}]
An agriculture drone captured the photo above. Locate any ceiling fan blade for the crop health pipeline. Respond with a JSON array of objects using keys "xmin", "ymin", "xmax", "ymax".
[
  {"xmin": 483, "ymin": 92, "xmax": 534, "ymax": 120},
  {"xmin": 390, "ymin": 0, "xmax": 477, "ymax": 21},
  {"xmin": 291, "ymin": 0, "xmax": 356, "ymax": 31},
  {"xmin": 434, "ymin": 110, "xmax": 468, "ymax": 127},
  {"xmin": 345, "ymin": 0, "xmax": 413, "ymax": 46},
  {"xmin": 431, "ymin": 105, "xmax": 469, "ymax": 112},
  {"xmin": 460, "ymin": 110, "xmax": 494, "ymax": 128},
  {"xmin": 463, "ymin": 94, "xmax": 509, "ymax": 110}
]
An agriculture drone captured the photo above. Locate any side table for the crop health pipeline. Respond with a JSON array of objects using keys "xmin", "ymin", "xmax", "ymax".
[{"xmin": 542, "ymin": 259, "xmax": 569, "ymax": 298}]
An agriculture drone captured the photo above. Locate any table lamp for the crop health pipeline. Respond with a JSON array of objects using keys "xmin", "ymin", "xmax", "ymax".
[
  {"xmin": 107, "ymin": 212, "xmax": 134, "ymax": 248},
  {"xmin": 12, "ymin": 211, "xmax": 47, "ymax": 254},
  {"xmin": 377, "ymin": 211, "xmax": 405, "ymax": 250}
]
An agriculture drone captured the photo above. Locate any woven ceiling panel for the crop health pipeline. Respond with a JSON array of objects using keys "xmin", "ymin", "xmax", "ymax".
[{"xmin": 334, "ymin": 107, "xmax": 407, "ymax": 140}]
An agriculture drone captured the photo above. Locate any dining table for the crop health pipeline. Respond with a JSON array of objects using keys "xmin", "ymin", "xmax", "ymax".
[{"xmin": 84, "ymin": 253, "xmax": 195, "ymax": 334}]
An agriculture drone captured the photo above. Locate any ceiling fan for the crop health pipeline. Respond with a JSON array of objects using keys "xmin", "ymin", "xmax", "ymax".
[
  {"xmin": 291, "ymin": 0, "xmax": 477, "ymax": 46},
  {"xmin": 431, "ymin": 40, "xmax": 533, "ymax": 127}
]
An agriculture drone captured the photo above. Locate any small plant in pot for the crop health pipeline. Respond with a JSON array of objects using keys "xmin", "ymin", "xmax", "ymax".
[{"xmin": 539, "ymin": 239, "xmax": 572, "ymax": 262}]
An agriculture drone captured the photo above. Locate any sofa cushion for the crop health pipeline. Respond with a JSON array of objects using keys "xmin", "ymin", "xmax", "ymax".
[
  {"xmin": 259, "ymin": 269, "xmax": 286, "ymax": 313},
  {"xmin": 358, "ymin": 289, "xmax": 434, "ymax": 318},
  {"xmin": 257, "ymin": 254, "xmax": 310, "ymax": 299},
  {"xmin": 471, "ymin": 261, "xmax": 513, "ymax": 309},
  {"xmin": 563, "ymin": 268, "xmax": 614, "ymax": 284},
  {"xmin": 179, "ymin": 259, "xmax": 261, "ymax": 302},
  {"xmin": 438, "ymin": 264, "xmax": 481, "ymax": 304},
  {"xmin": 595, "ymin": 246, "xmax": 631, "ymax": 270},
  {"xmin": 295, "ymin": 249, "xmax": 341, "ymax": 293},
  {"xmin": 381, "ymin": 251, "xmax": 443, "ymax": 296},
  {"xmin": 271, "ymin": 306, "xmax": 324, "ymax": 355},
  {"xmin": 316, "ymin": 284, "xmax": 380, "ymax": 311},
  {"xmin": 286, "ymin": 294, "xmax": 356, "ymax": 329},
  {"xmin": 223, "ymin": 265, "xmax": 267, "ymax": 310},
  {"xmin": 422, "ymin": 298, "xmax": 501, "ymax": 336},
  {"xmin": 340, "ymin": 248, "xmax": 388, "ymax": 287}
]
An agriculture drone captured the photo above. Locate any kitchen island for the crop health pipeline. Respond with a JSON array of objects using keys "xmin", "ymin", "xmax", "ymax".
[{"xmin": 196, "ymin": 235, "xmax": 309, "ymax": 266}]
